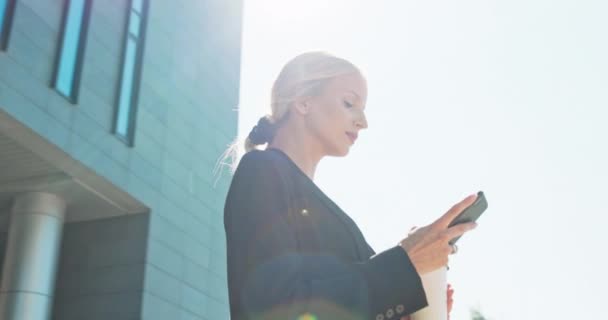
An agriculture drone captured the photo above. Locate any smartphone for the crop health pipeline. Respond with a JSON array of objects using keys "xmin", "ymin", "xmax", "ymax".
[{"xmin": 448, "ymin": 191, "xmax": 488, "ymax": 245}]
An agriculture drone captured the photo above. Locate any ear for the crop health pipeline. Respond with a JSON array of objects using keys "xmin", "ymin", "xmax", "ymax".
[{"xmin": 293, "ymin": 97, "xmax": 312, "ymax": 116}]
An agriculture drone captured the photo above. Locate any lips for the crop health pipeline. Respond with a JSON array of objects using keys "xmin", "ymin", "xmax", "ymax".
[{"xmin": 346, "ymin": 132, "xmax": 358, "ymax": 143}]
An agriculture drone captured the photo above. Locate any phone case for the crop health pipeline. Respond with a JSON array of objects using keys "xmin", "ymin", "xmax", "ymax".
[{"xmin": 448, "ymin": 191, "xmax": 488, "ymax": 245}]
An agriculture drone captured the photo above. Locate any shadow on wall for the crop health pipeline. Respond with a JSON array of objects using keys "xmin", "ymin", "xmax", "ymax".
[
  {"xmin": 0, "ymin": 207, "xmax": 10, "ymax": 277},
  {"xmin": 51, "ymin": 212, "xmax": 150, "ymax": 319},
  {"xmin": 0, "ymin": 209, "xmax": 150, "ymax": 319}
]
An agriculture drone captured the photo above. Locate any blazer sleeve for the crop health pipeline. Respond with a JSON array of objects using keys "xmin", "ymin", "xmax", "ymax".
[{"xmin": 224, "ymin": 152, "xmax": 427, "ymax": 320}]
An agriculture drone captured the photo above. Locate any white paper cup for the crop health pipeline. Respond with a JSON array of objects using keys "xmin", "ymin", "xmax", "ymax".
[{"xmin": 410, "ymin": 266, "xmax": 448, "ymax": 320}]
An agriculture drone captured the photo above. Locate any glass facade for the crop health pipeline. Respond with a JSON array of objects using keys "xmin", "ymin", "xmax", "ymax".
[
  {"xmin": 0, "ymin": 0, "xmax": 244, "ymax": 318},
  {"xmin": 0, "ymin": 0, "xmax": 15, "ymax": 50},
  {"xmin": 0, "ymin": 0, "xmax": 7, "ymax": 32},
  {"xmin": 115, "ymin": 0, "xmax": 147, "ymax": 144},
  {"xmin": 54, "ymin": 0, "xmax": 90, "ymax": 102}
]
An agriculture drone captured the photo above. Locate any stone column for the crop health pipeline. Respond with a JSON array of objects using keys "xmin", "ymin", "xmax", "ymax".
[{"xmin": 0, "ymin": 192, "xmax": 66, "ymax": 320}]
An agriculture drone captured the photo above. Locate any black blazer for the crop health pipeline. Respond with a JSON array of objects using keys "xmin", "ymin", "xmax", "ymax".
[{"xmin": 224, "ymin": 148, "xmax": 427, "ymax": 320}]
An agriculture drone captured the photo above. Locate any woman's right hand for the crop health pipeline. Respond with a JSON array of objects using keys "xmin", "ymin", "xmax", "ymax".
[{"xmin": 398, "ymin": 194, "xmax": 478, "ymax": 275}]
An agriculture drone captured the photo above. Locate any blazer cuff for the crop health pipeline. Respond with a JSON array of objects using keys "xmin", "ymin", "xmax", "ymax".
[{"xmin": 364, "ymin": 245, "xmax": 428, "ymax": 319}]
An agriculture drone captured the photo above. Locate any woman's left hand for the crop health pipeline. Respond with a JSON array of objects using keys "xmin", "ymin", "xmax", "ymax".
[
  {"xmin": 447, "ymin": 283, "xmax": 454, "ymax": 319},
  {"xmin": 400, "ymin": 283, "xmax": 455, "ymax": 320}
]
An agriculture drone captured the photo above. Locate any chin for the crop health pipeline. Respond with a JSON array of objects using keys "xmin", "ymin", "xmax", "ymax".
[{"xmin": 327, "ymin": 146, "xmax": 350, "ymax": 157}]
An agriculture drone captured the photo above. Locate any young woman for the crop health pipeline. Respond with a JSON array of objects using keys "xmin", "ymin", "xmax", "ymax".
[{"xmin": 223, "ymin": 51, "xmax": 477, "ymax": 320}]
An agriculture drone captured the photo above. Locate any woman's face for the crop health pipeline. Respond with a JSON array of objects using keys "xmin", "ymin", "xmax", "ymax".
[{"xmin": 303, "ymin": 72, "xmax": 368, "ymax": 157}]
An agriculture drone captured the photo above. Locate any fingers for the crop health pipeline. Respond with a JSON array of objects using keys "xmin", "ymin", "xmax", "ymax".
[
  {"xmin": 447, "ymin": 283, "xmax": 454, "ymax": 313},
  {"xmin": 449, "ymin": 243, "xmax": 458, "ymax": 255},
  {"xmin": 444, "ymin": 221, "xmax": 477, "ymax": 242},
  {"xmin": 408, "ymin": 226, "xmax": 418, "ymax": 236},
  {"xmin": 435, "ymin": 193, "xmax": 478, "ymax": 228}
]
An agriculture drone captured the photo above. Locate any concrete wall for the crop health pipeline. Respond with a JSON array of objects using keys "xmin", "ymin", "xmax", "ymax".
[
  {"xmin": 0, "ymin": 208, "xmax": 8, "ymax": 278},
  {"xmin": 52, "ymin": 213, "xmax": 150, "ymax": 320},
  {"xmin": 0, "ymin": 0, "xmax": 242, "ymax": 319}
]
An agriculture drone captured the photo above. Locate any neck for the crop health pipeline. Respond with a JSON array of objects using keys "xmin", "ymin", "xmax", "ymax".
[{"xmin": 268, "ymin": 126, "xmax": 323, "ymax": 180}]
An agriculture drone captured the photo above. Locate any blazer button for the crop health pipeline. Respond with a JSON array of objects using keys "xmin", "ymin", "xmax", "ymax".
[
  {"xmin": 396, "ymin": 304, "xmax": 405, "ymax": 314},
  {"xmin": 386, "ymin": 308, "xmax": 394, "ymax": 318},
  {"xmin": 301, "ymin": 209, "xmax": 309, "ymax": 216},
  {"xmin": 375, "ymin": 314, "xmax": 385, "ymax": 320}
]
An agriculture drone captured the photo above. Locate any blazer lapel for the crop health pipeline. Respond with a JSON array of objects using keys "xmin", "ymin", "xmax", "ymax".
[
  {"xmin": 308, "ymin": 185, "xmax": 372, "ymax": 261},
  {"xmin": 267, "ymin": 148, "xmax": 373, "ymax": 260}
]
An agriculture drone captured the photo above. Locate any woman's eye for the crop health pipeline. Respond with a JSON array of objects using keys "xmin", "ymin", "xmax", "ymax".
[{"xmin": 343, "ymin": 101, "xmax": 353, "ymax": 108}]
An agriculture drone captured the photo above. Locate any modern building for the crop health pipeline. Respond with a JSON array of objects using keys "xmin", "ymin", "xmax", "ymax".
[{"xmin": 0, "ymin": 0, "xmax": 242, "ymax": 319}]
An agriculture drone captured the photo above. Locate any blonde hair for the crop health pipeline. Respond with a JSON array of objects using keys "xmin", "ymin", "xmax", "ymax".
[{"xmin": 215, "ymin": 51, "xmax": 362, "ymax": 180}]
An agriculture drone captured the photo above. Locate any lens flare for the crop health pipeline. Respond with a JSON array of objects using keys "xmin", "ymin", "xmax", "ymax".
[{"xmin": 297, "ymin": 313, "xmax": 318, "ymax": 320}]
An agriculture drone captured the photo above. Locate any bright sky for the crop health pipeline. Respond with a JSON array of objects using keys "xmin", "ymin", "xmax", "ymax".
[{"xmin": 238, "ymin": 1, "xmax": 608, "ymax": 319}]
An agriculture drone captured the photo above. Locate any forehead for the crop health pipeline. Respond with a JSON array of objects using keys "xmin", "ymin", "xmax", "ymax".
[{"xmin": 324, "ymin": 73, "xmax": 367, "ymax": 101}]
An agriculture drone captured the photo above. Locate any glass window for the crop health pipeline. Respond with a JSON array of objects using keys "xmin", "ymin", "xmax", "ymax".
[
  {"xmin": 114, "ymin": 0, "xmax": 148, "ymax": 144},
  {"xmin": 116, "ymin": 38, "xmax": 137, "ymax": 137},
  {"xmin": 54, "ymin": 0, "xmax": 90, "ymax": 102},
  {"xmin": 128, "ymin": 11, "xmax": 140, "ymax": 36},
  {"xmin": 132, "ymin": 0, "xmax": 143, "ymax": 13},
  {"xmin": 0, "ymin": 0, "xmax": 16, "ymax": 50},
  {"xmin": 0, "ymin": 0, "xmax": 7, "ymax": 31}
]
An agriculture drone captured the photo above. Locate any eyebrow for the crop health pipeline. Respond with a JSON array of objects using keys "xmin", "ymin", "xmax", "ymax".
[{"xmin": 345, "ymin": 90, "xmax": 361, "ymax": 100}]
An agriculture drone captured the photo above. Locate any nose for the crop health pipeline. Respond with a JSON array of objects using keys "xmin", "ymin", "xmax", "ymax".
[{"xmin": 355, "ymin": 113, "xmax": 368, "ymax": 130}]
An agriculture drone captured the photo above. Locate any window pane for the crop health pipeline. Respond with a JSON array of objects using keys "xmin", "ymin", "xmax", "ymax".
[
  {"xmin": 128, "ymin": 11, "xmax": 140, "ymax": 37},
  {"xmin": 132, "ymin": 0, "xmax": 143, "ymax": 13},
  {"xmin": 116, "ymin": 38, "xmax": 137, "ymax": 138},
  {"xmin": 56, "ymin": 0, "xmax": 86, "ymax": 98},
  {"xmin": 0, "ymin": 0, "xmax": 7, "ymax": 32}
]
